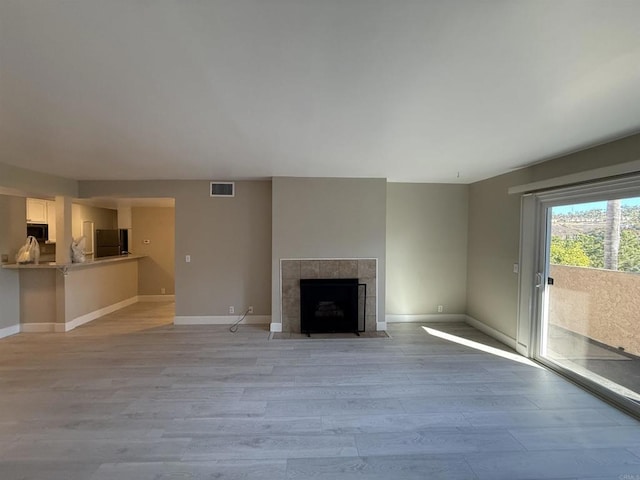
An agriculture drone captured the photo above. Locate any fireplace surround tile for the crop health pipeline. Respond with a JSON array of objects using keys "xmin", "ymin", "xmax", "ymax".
[
  {"xmin": 282, "ymin": 260, "xmax": 301, "ymax": 279},
  {"xmin": 283, "ymin": 315, "xmax": 301, "ymax": 333},
  {"xmin": 365, "ymin": 295, "xmax": 377, "ymax": 317},
  {"xmin": 366, "ymin": 315, "xmax": 377, "ymax": 332},
  {"xmin": 280, "ymin": 258, "xmax": 378, "ymax": 333},
  {"xmin": 360, "ymin": 277, "xmax": 376, "ymax": 295},
  {"xmin": 319, "ymin": 260, "xmax": 341, "ymax": 278},
  {"xmin": 358, "ymin": 259, "xmax": 376, "ymax": 278},
  {"xmin": 300, "ymin": 260, "xmax": 320, "ymax": 278},
  {"xmin": 282, "ymin": 293, "xmax": 300, "ymax": 318},
  {"xmin": 339, "ymin": 260, "xmax": 358, "ymax": 277},
  {"xmin": 282, "ymin": 278, "xmax": 299, "ymax": 299}
]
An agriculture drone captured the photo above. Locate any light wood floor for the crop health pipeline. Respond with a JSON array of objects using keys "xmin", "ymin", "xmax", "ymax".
[{"xmin": 1, "ymin": 302, "xmax": 640, "ymax": 479}]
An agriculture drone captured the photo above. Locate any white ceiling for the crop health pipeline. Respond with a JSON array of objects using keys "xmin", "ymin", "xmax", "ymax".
[{"xmin": 1, "ymin": 1, "xmax": 639, "ymax": 184}]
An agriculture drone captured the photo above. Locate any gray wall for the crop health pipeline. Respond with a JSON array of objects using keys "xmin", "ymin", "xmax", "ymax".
[
  {"xmin": 271, "ymin": 177, "xmax": 387, "ymax": 325},
  {"xmin": 0, "ymin": 162, "xmax": 77, "ymax": 198},
  {"xmin": 64, "ymin": 261, "xmax": 138, "ymax": 322},
  {"xmin": 80, "ymin": 180, "xmax": 272, "ymax": 317},
  {"xmin": 72, "ymin": 203, "xmax": 118, "ymax": 240},
  {"xmin": 132, "ymin": 207, "xmax": 175, "ymax": 296},
  {"xmin": 174, "ymin": 181, "xmax": 272, "ymax": 317},
  {"xmin": 0, "ymin": 268, "xmax": 19, "ymax": 330},
  {"xmin": 0, "ymin": 194, "xmax": 26, "ymax": 263},
  {"xmin": 0, "ymin": 195, "xmax": 26, "ymax": 329},
  {"xmin": 466, "ymin": 132, "xmax": 640, "ymax": 340},
  {"xmin": 529, "ymin": 133, "xmax": 640, "ymax": 182},
  {"xmin": 386, "ymin": 183, "xmax": 469, "ymax": 315},
  {"xmin": 17, "ymin": 260, "xmax": 139, "ymax": 325},
  {"xmin": 19, "ymin": 269, "xmax": 57, "ymax": 325},
  {"xmin": 466, "ymin": 169, "xmax": 532, "ymax": 338}
]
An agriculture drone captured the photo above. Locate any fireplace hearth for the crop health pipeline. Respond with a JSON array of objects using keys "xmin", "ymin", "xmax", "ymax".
[{"xmin": 300, "ymin": 278, "xmax": 362, "ymax": 336}]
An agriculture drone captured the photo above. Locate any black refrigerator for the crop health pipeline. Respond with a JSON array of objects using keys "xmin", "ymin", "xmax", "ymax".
[{"xmin": 95, "ymin": 229, "xmax": 129, "ymax": 258}]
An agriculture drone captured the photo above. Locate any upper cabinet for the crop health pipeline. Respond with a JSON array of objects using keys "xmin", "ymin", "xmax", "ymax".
[
  {"xmin": 26, "ymin": 198, "xmax": 47, "ymax": 223},
  {"xmin": 26, "ymin": 198, "xmax": 57, "ymax": 243}
]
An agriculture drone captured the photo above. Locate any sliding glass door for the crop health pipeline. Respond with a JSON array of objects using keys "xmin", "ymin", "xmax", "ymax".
[{"xmin": 532, "ymin": 177, "xmax": 640, "ymax": 415}]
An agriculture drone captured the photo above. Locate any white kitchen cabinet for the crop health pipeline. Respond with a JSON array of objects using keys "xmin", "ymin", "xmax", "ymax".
[
  {"xmin": 26, "ymin": 198, "xmax": 47, "ymax": 223},
  {"xmin": 46, "ymin": 200, "xmax": 56, "ymax": 243}
]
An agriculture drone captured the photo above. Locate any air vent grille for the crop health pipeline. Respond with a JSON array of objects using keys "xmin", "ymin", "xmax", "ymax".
[{"xmin": 210, "ymin": 182, "xmax": 235, "ymax": 197}]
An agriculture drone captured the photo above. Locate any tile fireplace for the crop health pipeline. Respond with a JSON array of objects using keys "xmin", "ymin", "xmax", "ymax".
[{"xmin": 280, "ymin": 258, "xmax": 377, "ymax": 333}]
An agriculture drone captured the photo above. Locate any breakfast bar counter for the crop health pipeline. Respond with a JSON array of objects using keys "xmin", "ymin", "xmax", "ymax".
[
  {"xmin": 2, "ymin": 253, "xmax": 144, "ymax": 270},
  {"xmin": 2, "ymin": 255, "xmax": 145, "ymax": 332}
]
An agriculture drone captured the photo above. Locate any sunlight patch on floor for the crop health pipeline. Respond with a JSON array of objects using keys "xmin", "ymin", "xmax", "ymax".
[{"xmin": 422, "ymin": 326, "xmax": 543, "ymax": 369}]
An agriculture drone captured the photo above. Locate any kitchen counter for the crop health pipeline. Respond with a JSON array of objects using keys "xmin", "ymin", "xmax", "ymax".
[
  {"xmin": 5, "ymin": 255, "xmax": 144, "ymax": 332},
  {"xmin": 2, "ymin": 254, "xmax": 144, "ymax": 270}
]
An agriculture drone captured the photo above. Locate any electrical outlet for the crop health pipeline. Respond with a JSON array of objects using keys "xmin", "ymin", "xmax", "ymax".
[
  {"xmin": 248, "ymin": 306, "xmax": 254, "ymax": 314},
  {"xmin": 185, "ymin": 255, "xmax": 191, "ymax": 263},
  {"xmin": 437, "ymin": 305, "xmax": 443, "ymax": 313},
  {"xmin": 229, "ymin": 306, "xmax": 235, "ymax": 314},
  {"xmin": 160, "ymin": 287, "xmax": 166, "ymax": 294}
]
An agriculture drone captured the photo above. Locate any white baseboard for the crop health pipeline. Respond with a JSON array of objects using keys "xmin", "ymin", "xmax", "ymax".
[
  {"xmin": 464, "ymin": 315, "xmax": 517, "ymax": 350},
  {"xmin": 138, "ymin": 295, "xmax": 175, "ymax": 302},
  {"xmin": 386, "ymin": 313, "xmax": 467, "ymax": 323},
  {"xmin": 21, "ymin": 323, "xmax": 56, "ymax": 333},
  {"xmin": 0, "ymin": 323, "xmax": 20, "ymax": 339},
  {"xmin": 20, "ymin": 296, "xmax": 139, "ymax": 333},
  {"xmin": 174, "ymin": 315, "xmax": 271, "ymax": 326},
  {"xmin": 270, "ymin": 322, "xmax": 282, "ymax": 333},
  {"xmin": 62, "ymin": 296, "xmax": 139, "ymax": 332},
  {"xmin": 376, "ymin": 321, "xmax": 387, "ymax": 331}
]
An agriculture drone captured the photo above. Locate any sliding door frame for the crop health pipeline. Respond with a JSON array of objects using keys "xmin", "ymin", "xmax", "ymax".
[{"xmin": 518, "ymin": 173, "xmax": 640, "ymax": 417}]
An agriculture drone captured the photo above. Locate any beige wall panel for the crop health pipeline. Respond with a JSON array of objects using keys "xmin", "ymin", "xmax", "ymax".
[
  {"xmin": 466, "ymin": 132, "xmax": 640, "ymax": 342},
  {"xmin": 466, "ymin": 169, "xmax": 533, "ymax": 339},
  {"xmin": 19, "ymin": 269, "xmax": 57, "ymax": 324},
  {"xmin": 174, "ymin": 181, "xmax": 272, "ymax": 317},
  {"xmin": 64, "ymin": 261, "xmax": 138, "ymax": 321},
  {"xmin": 0, "ymin": 161, "xmax": 77, "ymax": 198},
  {"xmin": 79, "ymin": 180, "xmax": 182, "ymax": 199},
  {"xmin": 79, "ymin": 180, "xmax": 273, "ymax": 318},
  {"xmin": 132, "ymin": 207, "xmax": 175, "ymax": 295},
  {"xmin": 272, "ymin": 177, "xmax": 387, "ymax": 325},
  {"xmin": 72, "ymin": 203, "xmax": 117, "ymax": 240},
  {"xmin": 0, "ymin": 195, "xmax": 27, "ymax": 261},
  {"xmin": 0, "ymin": 195, "xmax": 27, "ymax": 328},
  {"xmin": 0, "ymin": 269, "xmax": 20, "ymax": 329},
  {"xmin": 386, "ymin": 183, "xmax": 468, "ymax": 315},
  {"xmin": 530, "ymin": 133, "xmax": 640, "ymax": 182}
]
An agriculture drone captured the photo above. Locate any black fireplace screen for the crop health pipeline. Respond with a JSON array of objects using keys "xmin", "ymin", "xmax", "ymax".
[{"xmin": 300, "ymin": 278, "xmax": 364, "ymax": 335}]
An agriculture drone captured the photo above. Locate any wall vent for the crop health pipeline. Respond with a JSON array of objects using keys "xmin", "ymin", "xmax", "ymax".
[{"xmin": 210, "ymin": 182, "xmax": 235, "ymax": 197}]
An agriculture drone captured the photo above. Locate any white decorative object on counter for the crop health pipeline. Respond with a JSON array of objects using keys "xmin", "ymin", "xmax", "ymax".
[
  {"xmin": 16, "ymin": 236, "xmax": 40, "ymax": 264},
  {"xmin": 71, "ymin": 236, "xmax": 86, "ymax": 263}
]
